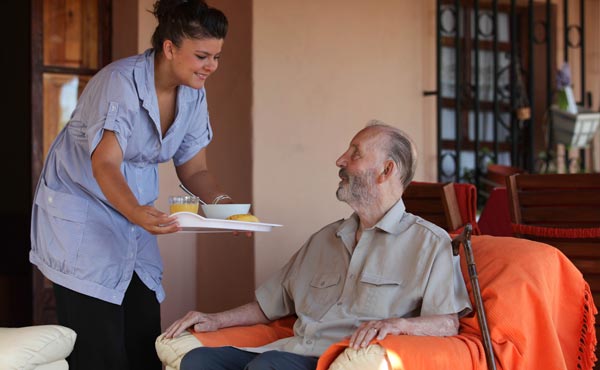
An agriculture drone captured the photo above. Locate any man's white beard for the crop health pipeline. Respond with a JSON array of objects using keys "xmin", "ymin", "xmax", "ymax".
[{"xmin": 336, "ymin": 168, "xmax": 379, "ymax": 206}]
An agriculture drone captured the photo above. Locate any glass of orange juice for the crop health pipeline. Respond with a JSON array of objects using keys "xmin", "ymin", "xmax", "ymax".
[{"xmin": 169, "ymin": 196, "xmax": 199, "ymax": 214}]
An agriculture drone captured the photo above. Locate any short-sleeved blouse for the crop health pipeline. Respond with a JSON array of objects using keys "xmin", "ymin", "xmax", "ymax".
[{"xmin": 30, "ymin": 49, "xmax": 213, "ymax": 304}]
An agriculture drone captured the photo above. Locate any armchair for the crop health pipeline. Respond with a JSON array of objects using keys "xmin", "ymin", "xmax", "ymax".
[
  {"xmin": 156, "ymin": 234, "xmax": 596, "ymax": 369},
  {"xmin": 506, "ymin": 172, "xmax": 600, "ymax": 354},
  {"xmin": 404, "ymin": 181, "xmax": 480, "ymax": 235}
]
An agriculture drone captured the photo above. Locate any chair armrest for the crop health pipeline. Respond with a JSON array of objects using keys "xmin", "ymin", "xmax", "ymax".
[
  {"xmin": 327, "ymin": 344, "xmax": 386, "ymax": 370},
  {"xmin": 155, "ymin": 331, "xmax": 204, "ymax": 370},
  {"xmin": 0, "ymin": 325, "xmax": 76, "ymax": 369}
]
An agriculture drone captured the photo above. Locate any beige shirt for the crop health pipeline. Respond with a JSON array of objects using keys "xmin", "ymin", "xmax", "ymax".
[{"xmin": 251, "ymin": 199, "xmax": 471, "ymax": 357}]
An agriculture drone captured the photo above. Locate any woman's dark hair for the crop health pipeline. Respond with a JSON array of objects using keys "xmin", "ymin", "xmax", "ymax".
[{"xmin": 151, "ymin": 0, "xmax": 228, "ymax": 53}]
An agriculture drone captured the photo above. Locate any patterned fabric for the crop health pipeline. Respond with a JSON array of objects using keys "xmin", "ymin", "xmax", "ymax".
[{"xmin": 512, "ymin": 223, "xmax": 600, "ymax": 239}]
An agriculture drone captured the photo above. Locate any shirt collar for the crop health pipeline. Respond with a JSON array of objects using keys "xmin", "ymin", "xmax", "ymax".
[
  {"xmin": 374, "ymin": 199, "xmax": 407, "ymax": 235},
  {"xmin": 335, "ymin": 198, "xmax": 407, "ymax": 238},
  {"xmin": 134, "ymin": 49, "xmax": 197, "ymax": 104},
  {"xmin": 133, "ymin": 49, "xmax": 155, "ymax": 103}
]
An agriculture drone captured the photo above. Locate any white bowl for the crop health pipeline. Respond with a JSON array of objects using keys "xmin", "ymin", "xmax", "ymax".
[{"xmin": 201, "ymin": 204, "xmax": 251, "ymax": 219}]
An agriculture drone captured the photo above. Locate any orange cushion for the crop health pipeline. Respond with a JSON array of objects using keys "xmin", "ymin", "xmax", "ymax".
[
  {"xmin": 318, "ymin": 236, "xmax": 597, "ymax": 370},
  {"xmin": 191, "ymin": 316, "xmax": 295, "ymax": 348}
]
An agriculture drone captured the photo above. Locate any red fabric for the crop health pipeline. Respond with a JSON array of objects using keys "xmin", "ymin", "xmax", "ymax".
[
  {"xmin": 317, "ymin": 236, "xmax": 597, "ymax": 370},
  {"xmin": 452, "ymin": 183, "xmax": 481, "ymax": 235},
  {"xmin": 512, "ymin": 223, "xmax": 600, "ymax": 239},
  {"xmin": 478, "ymin": 187, "xmax": 513, "ymax": 236}
]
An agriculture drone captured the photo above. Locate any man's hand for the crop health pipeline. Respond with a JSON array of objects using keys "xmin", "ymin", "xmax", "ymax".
[
  {"xmin": 349, "ymin": 314, "xmax": 459, "ymax": 349},
  {"xmin": 163, "ymin": 311, "xmax": 220, "ymax": 339},
  {"xmin": 349, "ymin": 318, "xmax": 402, "ymax": 349}
]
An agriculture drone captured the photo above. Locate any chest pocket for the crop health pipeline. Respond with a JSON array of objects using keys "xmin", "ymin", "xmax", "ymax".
[
  {"xmin": 310, "ymin": 273, "xmax": 341, "ymax": 289},
  {"xmin": 299, "ymin": 273, "xmax": 341, "ymax": 320},
  {"xmin": 354, "ymin": 272, "xmax": 409, "ymax": 318}
]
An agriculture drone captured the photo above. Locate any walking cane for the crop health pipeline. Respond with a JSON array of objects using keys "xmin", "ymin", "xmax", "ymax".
[{"xmin": 452, "ymin": 224, "xmax": 497, "ymax": 370}]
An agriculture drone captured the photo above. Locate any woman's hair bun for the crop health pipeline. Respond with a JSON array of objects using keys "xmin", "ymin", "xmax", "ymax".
[
  {"xmin": 152, "ymin": 0, "xmax": 208, "ymax": 24},
  {"xmin": 150, "ymin": 0, "xmax": 228, "ymax": 52}
]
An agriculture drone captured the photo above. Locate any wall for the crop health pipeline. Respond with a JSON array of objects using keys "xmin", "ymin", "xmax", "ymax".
[
  {"xmin": 127, "ymin": 0, "xmax": 435, "ymax": 328},
  {"xmin": 252, "ymin": 0, "xmax": 436, "ymax": 285},
  {"xmin": 193, "ymin": 0, "xmax": 254, "ymax": 313},
  {"xmin": 136, "ymin": 0, "xmax": 202, "ymax": 330},
  {"xmin": 127, "ymin": 0, "xmax": 600, "ymax": 327},
  {"xmin": 135, "ymin": 0, "xmax": 255, "ymax": 329},
  {"xmin": 1, "ymin": 0, "xmax": 32, "ymax": 326}
]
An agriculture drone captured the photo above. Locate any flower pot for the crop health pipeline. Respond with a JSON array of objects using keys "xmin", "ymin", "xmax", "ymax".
[{"xmin": 550, "ymin": 105, "xmax": 600, "ymax": 148}]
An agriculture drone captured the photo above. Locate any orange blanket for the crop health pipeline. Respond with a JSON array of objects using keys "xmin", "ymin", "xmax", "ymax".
[
  {"xmin": 318, "ymin": 236, "xmax": 597, "ymax": 370},
  {"xmin": 192, "ymin": 236, "xmax": 597, "ymax": 370}
]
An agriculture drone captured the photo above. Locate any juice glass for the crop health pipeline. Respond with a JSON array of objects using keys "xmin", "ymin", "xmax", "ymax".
[{"xmin": 169, "ymin": 195, "xmax": 199, "ymax": 214}]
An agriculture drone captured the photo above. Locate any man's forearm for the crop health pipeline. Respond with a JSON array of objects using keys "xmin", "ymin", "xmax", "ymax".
[
  {"xmin": 214, "ymin": 301, "xmax": 271, "ymax": 329},
  {"xmin": 393, "ymin": 313, "xmax": 459, "ymax": 336}
]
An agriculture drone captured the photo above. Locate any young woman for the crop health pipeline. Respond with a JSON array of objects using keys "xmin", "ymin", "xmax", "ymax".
[{"xmin": 30, "ymin": 1, "xmax": 231, "ymax": 368}]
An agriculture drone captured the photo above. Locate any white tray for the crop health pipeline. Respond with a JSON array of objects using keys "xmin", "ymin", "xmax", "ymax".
[{"xmin": 173, "ymin": 212, "xmax": 282, "ymax": 233}]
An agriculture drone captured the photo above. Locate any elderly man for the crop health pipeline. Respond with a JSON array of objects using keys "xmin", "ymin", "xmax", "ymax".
[{"xmin": 164, "ymin": 121, "xmax": 471, "ymax": 370}]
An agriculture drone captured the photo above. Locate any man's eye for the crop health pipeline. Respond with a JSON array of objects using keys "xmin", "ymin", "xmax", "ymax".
[{"xmin": 351, "ymin": 152, "xmax": 360, "ymax": 160}]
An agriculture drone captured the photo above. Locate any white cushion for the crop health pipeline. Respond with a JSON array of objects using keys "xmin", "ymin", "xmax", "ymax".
[
  {"xmin": 34, "ymin": 360, "xmax": 68, "ymax": 370},
  {"xmin": 0, "ymin": 325, "xmax": 76, "ymax": 370},
  {"xmin": 328, "ymin": 344, "xmax": 387, "ymax": 370},
  {"xmin": 155, "ymin": 331, "xmax": 203, "ymax": 370}
]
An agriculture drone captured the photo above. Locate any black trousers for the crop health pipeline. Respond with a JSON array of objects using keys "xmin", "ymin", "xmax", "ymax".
[{"xmin": 53, "ymin": 273, "xmax": 162, "ymax": 370}]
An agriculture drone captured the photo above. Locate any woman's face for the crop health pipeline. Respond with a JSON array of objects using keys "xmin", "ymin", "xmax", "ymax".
[{"xmin": 167, "ymin": 37, "xmax": 224, "ymax": 89}]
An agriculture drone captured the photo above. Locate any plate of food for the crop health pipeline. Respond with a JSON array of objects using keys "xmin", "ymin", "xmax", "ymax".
[{"xmin": 172, "ymin": 212, "xmax": 282, "ymax": 233}]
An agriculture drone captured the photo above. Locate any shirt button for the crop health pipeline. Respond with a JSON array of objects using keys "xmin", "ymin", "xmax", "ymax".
[
  {"xmin": 319, "ymin": 282, "xmax": 325, "ymax": 287},
  {"xmin": 306, "ymin": 340, "xmax": 313, "ymax": 344},
  {"xmin": 47, "ymin": 196, "xmax": 53, "ymax": 204},
  {"xmin": 130, "ymin": 226, "xmax": 135, "ymax": 232},
  {"xmin": 350, "ymin": 274, "xmax": 355, "ymax": 278}
]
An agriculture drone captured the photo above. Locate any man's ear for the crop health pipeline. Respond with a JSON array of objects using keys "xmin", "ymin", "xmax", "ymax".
[{"xmin": 377, "ymin": 160, "xmax": 395, "ymax": 183}]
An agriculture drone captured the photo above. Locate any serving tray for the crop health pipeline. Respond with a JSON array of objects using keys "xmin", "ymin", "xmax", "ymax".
[{"xmin": 172, "ymin": 212, "xmax": 282, "ymax": 233}]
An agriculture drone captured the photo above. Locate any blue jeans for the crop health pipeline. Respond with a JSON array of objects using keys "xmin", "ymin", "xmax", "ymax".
[{"xmin": 180, "ymin": 346, "xmax": 319, "ymax": 370}]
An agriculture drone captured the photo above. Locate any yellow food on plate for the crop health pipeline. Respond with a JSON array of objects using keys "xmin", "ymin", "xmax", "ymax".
[{"xmin": 226, "ymin": 214, "xmax": 260, "ymax": 222}]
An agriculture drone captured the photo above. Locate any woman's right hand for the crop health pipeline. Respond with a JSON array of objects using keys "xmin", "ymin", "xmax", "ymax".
[
  {"xmin": 163, "ymin": 311, "xmax": 220, "ymax": 339},
  {"xmin": 129, "ymin": 205, "xmax": 180, "ymax": 234}
]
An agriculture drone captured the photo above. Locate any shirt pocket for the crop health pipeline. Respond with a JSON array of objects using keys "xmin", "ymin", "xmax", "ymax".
[
  {"xmin": 35, "ymin": 181, "xmax": 89, "ymax": 271},
  {"xmin": 354, "ymin": 272, "xmax": 407, "ymax": 318},
  {"xmin": 300, "ymin": 272, "xmax": 342, "ymax": 320}
]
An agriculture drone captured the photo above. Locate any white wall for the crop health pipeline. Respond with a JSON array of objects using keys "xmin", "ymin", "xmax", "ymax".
[{"xmin": 252, "ymin": 0, "xmax": 437, "ymax": 285}]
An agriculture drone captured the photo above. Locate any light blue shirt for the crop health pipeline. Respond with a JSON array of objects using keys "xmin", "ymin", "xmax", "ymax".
[{"xmin": 30, "ymin": 49, "xmax": 213, "ymax": 305}]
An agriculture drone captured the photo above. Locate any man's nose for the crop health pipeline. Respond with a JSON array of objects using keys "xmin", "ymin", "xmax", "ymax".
[{"xmin": 335, "ymin": 155, "xmax": 346, "ymax": 168}]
